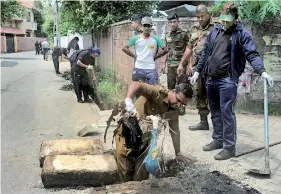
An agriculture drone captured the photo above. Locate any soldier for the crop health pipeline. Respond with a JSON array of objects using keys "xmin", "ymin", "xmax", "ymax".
[
  {"xmin": 178, "ymin": 5, "xmax": 215, "ymax": 131},
  {"xmin": 116, "ymin": 81, "xmax": 196, "ymax": 181},
  {"xmin": 130, "ymin": 14, "xmax": 143, "ymax": 35},
  {"xmin": 164, "ymin": 12, "xmax": 189, "ymax": 90}
]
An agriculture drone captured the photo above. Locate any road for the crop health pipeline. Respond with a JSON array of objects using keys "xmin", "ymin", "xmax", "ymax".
[{"xmin": 1, "ymin": 51, "xmax": 97, "ymax": 194}]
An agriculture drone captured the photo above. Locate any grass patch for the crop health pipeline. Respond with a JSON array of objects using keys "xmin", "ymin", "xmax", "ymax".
[{"xmin": 96, "ymin": 69, "xmax": 126, "ymax": 109}]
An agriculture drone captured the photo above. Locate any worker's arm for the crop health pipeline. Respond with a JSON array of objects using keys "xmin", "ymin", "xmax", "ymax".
[
  {"xmin": 177, "ymin": 47, "xmax": 193, "ymax": 75},
  {"xmin": 122, "ymin": 45, "xmax": 136, "ymax": 59},
  {"xmin": 154, "ymin": 45, "xmax": 168, "ymax": 60},
  {"xmin": 122, "ymin": 35, "xmax": 139, "ymax": 59},
  {"xmin": 153, "ymin": 35, "xmax": 168, "ymax": 61},
  {"xmin": 77, "ymin": 59, "xmax": 88, "ymax": 68}
]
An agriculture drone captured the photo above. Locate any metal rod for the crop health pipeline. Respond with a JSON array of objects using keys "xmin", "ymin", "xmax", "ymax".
[
  {"xmin": 235, "ymin": 141, "xmax": 281, "ymax": 158},
  {"xmin": 264, "ymin": 79, "xmax": 270, "ymax": 170}
]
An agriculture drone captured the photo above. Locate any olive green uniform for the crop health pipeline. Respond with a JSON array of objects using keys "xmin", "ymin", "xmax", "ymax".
[
  {"xmin": 188, "ymin": 22, "xmax": 214, "ymax": 116},
  {"xmin": 165, "ymin": 28, "xmax": 189, "ymax": 90},
  {"xmin": 115, "ymin": 83, "xmax": 180, "ymax": 182}
]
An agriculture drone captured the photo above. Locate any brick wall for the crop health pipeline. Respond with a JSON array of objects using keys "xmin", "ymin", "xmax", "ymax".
[
  {"xmin": 16, "ymin": 37, "xmax": 45, "ymax": 52},
  {"xmin": 1, "ymin": 36, "xmax": 7, "ymax": 53}
]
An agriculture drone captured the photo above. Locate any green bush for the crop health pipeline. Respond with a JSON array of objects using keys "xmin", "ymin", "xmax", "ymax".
[{"xmin": 96, "ymin": 69, "xmax": 126, "ymax": 108}]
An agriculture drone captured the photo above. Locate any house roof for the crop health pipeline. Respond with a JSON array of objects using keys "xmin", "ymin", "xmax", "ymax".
[
  {"xmin": 18, "ymin": 0, "xmax": 34, "ymax": 9},
  {"xmin": 1, "ymin": 27, "xmax": 26, "ymax": 35},
  {"xmin": 158, "ymin": 1, "xmax": 210, "ymax": 11}
]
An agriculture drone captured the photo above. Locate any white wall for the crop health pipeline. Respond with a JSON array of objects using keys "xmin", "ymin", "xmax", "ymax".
[{"xmin": 58, "ymin": 33, "xmax": 92, "ymax": 49}]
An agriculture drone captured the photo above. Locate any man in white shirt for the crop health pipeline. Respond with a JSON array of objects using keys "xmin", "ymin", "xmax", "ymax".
[
  {"xmin": 41, "ymin": 39, "xmax": 49, "ymax": 61},
  {"xmin": 122, "ymin": 17, "xmax": 168, "ymax": 85}
]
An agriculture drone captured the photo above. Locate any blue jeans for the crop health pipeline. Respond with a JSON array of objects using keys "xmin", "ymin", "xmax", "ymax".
[
  {"xmin": 206, "ymin": 77, "xmax": 237, "ymax": 149},
  {"xmin": 132, "ymin": 68, "xmax": 158, "ymax": 85}
]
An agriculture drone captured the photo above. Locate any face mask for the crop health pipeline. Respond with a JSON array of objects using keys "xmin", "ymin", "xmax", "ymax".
[{"xmin": 222, "ymin": 21, "xmax": 234, "ymax": 30}]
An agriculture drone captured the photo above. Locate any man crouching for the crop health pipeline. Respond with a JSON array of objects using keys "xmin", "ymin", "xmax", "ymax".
[{"xmin": 115, "ymin": 81, "xmax": 196, "ymax": 182}]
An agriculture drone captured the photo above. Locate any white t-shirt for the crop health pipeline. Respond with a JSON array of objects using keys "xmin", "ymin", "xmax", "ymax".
[
  {"xmin": 128, "ymin": 34, "xmax": 165, "ymax": 69},
  {"xmin": 41, "ymin": 41, "xmax": 49, "ymax": 49}
]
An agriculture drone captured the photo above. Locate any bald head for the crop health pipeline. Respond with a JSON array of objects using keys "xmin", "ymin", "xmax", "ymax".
[{"xmin": 196, "ymin": 4, "xmax": 209, "ymax": 14}]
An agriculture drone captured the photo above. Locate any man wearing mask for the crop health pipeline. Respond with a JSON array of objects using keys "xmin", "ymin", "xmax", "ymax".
[
  {"xmin": 191, "ymin": 3, "xmax": 274, "ymax": 160},
  {"xmin": 164, "ymin": 12, "xmax": 189, "ymax": 90},
  {"xmin": 72, "ymin": 47, "xmax": 100, "ymax": 103},
  {"xmin": 122, "ymin": 17, "xmax": 168, "ymax": 85},
  {"xmin": 178, "ymin": 5, "xmax": 215, "ymax": 131},
  {"xmin": 116, "ymin": 81, "xmax": 196, "ymax": 181},
  {"xmin": 130, "ymin": 14, "xmax": 143, "ymax": 35}
]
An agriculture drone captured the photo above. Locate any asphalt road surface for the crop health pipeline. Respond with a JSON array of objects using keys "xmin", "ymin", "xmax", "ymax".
[{"xmin": 1, "ymin": 51, "xmax": 97, "ymax": 194}]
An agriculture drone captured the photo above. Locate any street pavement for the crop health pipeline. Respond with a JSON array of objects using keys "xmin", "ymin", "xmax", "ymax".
[{"xmin": 1, "ymin": 51, "xmax": 98, "ymax": 193}]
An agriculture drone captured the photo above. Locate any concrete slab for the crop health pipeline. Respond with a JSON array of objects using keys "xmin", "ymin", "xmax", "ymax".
[
  {"xmin": 39, "ymin": 139, "xmax": 104, "ymax": 167},
  {"xmin": 41, "ymin": 154, "xmax": 119, "ymax": 188}
]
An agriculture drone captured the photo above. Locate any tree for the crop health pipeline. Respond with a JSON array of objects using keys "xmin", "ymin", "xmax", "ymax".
[
  {"xmin": 209, "ymin": 0, "xmax": 281, "ymax": 24},
  {"xmin": 59, "ymin": 1, "xmax": 159, "ymax": 34},
  {"xmin": 1, "ymin": 1, "xmax": 26, "ymax": 23},
  {"xmin": 33, "ymin": 1, "xmax": 46, "ymax": 37}
]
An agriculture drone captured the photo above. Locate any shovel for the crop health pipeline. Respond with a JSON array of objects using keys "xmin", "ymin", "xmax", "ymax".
[{"xmin": 248, "ymin": 78, "xmax": 271, "ymax": 176}]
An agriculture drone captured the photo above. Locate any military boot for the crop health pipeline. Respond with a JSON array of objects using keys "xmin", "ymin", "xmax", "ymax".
[{"xmin": 189, "ymin": 114, "xmax": 209, "ymax": 131}]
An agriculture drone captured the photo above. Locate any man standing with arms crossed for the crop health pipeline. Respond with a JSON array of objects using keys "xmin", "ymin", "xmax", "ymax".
[
  {"xmin": 178, "ymin": 5, "xmax": 214, "ymax": 130},
  {"xmin": 191, "ymin": 3, "xmax": 274, "ymax": 160}
]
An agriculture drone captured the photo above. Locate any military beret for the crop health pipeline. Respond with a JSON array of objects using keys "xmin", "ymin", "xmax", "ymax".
[{"xmin": 167, "ymin": 12, "xmax": 179, "ymax": 20}]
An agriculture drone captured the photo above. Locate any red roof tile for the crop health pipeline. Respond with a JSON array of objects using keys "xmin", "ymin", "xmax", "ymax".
[{"xmin": 0, "ymin": 27, "xmax": 26, "ymax": 35}]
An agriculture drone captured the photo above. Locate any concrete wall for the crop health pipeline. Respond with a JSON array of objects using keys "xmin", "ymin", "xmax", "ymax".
[
  {"xmin": 15, "ymin": 37, "xmax": 45, "ymax": 52},
  {"xmin": 1, "ymin": 36, "xmax": 7, "ymax": 53},
  {"xmin": 59, "ymin": 33, "xmax": 92, "ymax": 49}
]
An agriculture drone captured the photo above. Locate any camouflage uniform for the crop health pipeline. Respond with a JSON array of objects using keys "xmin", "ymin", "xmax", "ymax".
[
  {"xmin": 165, "ymin": 28, "xmax": 189, "ymax": 90},
  {"xmin": 188, "ymin": 22, "xmax": 214, "ymax": 120}
]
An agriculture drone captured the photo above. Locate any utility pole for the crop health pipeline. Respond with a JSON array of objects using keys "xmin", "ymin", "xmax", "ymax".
[{"xmin": 53, "ymin": 0, "xmax": 60, "ymax": 47}]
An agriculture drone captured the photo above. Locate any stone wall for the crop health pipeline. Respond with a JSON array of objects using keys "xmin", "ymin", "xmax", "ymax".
[{"xmin": 16, "ymin": 36, "xmax": 45, "ymax": 52}]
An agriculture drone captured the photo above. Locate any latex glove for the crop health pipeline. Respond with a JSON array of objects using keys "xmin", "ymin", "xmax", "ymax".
[
  {"xmin": 175, "ymin": 152, "xmax": 197, "ymax": 164},
  {"xmin": 261, "ymin": 72, "xmax": 274, "ymax": 87},
  {"xmin": 190, "ymin": 72, "xmax": 199, "ymax": 85},
  {"xmin": 125, "ymin": 98, "xmax": 136, "ymax": 115},
  {"xmin": 87, "ymin": 65, "xmax": 94, "ymax": 70}
]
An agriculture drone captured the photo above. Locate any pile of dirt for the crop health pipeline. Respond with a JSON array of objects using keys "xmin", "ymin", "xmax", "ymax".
[
  {"xmin": 90, "ymin": 159, "xmax": 261, "ymax": 194},
  {"xmin": 61, "ymin": 71, "xmax": 72, "ymax": 80},
  {"xmin": 59, "ymin": 83, "xmax": 74, "ymax": 91}
]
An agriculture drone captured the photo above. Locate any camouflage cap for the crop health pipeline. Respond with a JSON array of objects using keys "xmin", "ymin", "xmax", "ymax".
[
  {"xmin": 220, "ymin": 3, "xmax": 238, "ymax": 22},
  {"xmin": 141, "ymin": 17, "xmax": 153, "ymax": 25}
]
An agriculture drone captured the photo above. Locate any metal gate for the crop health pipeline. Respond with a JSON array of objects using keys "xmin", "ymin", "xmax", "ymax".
[{"xmin": 6, "ymin": 36, "xmax": 15, "ymax": 53}]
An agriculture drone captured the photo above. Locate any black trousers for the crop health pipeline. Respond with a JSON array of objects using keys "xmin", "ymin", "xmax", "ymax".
[
  {"xmin": 36, "ymin": 48, "xmax": 40, "ymax": 55},
  {"xmin": 52, "ymin": 55, "xmax": 60, "ymax": 73},
  {"xmin": 73, "ymin": 72, "xmax": 90, "ymax": 100}
]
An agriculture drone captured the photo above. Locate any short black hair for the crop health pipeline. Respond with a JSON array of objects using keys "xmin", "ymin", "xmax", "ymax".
[
  {"xmin": 195, "ymin": 4, "xmax": 209, "ymax": 14},
  {"xmin": 222, "ymin": 3, "xmax": 239, "ymax": 19},
  {"xmin": 74, "ymin": 37, "xmax": 79, "ymax": 41},
  {"xmin": 175, "ymin": 83, "xmax": 193, "ymax": 98},
  {"xmin": 130, "ymin": 14, "xmax": 142, "ymax": 23}
]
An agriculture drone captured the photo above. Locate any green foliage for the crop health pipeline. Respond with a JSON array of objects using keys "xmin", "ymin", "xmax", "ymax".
[
  {"xmin": 209, "ymin": 0, "xmax": 281, "ymax": 23},
  {"xmin": 1, "ymin": 1, "xmax": 26, "ymax": 23},
  {"xmin": 42, "ymin": 5, "xmax": 54, "ymax": 42},
  {"xmin": 60, "ymin": 1, "xmax": 159, "ymax": 34},
  {"xmin": 96, "ymin": 69, "xmax": 126, "ymax": 108},
  {"xmin": 33, "ymin": 1, "xmax": 46, "ymax": 37}
]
